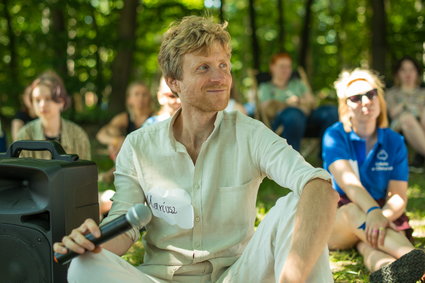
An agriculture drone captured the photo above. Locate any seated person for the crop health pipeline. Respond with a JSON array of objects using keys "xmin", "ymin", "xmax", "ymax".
[
  {"xmin": 386, "ymin": 56, "xmax": 425, "ymax": 172},
  {"xmin": 99, "ymin": 79, "xmax": 180, "ymax": 215},
  {"xmin": 259, "ymin": 53, "xmax": 338, "ymax": 151},
  {"xmin": 17, "ymin": 71, "xmax": 91, "ymax": 160},
  {"xmin": 224, "ymin": 82, "xmax": 247, "ymax": 114},
  {"xmin": 54, "ymin": 16, "xmax": 338, "ymax": 283},
  {"xmin": 322, "ymin": 68, "xmax": 425, "ymax": 282},
  {"xmin": 142, "ymin": 77, "xmax": 181, "ymax": 126},
  {"xmin": 12, "ymin": 85, "xmax": 37, "ymax": 141},
  {"xmin": 97, "ymin": 82, "xmax": 153, "ymax": 162}
]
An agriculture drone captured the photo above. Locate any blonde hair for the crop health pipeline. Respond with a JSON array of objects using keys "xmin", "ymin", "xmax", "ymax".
[
  {"xmin": 158, "ymin": 16, "xmax": 231, "ymax": 80},
  {"xmin": 334, "ymin": 68, "xmax": 388, "ymax": 132}
]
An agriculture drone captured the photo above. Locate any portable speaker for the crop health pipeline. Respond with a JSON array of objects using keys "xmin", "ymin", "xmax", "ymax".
[{"xmin": 0, "ymin": 141, "xmax": 99, "ymax": 283}]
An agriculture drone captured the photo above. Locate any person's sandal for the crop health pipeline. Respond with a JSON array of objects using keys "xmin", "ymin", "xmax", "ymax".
[{"xmin": 369, "ymin": 249, "xmax": 425, "ymax": 283}]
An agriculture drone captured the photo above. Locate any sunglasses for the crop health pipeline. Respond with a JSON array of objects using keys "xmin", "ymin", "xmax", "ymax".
[{"xmin": 347, "ymin": 89, "xmax": 378, "ymax": 103}]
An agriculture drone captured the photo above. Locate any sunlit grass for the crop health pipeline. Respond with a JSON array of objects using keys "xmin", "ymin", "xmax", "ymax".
[{"xmin": 95, "ymin": 145, "xmax": 425, "ymax": 281}]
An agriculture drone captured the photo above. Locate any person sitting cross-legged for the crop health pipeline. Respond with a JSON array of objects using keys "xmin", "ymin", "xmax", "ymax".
[{"xmin": 322, "ymin": 68, "xmax": 425, "ymax": 282}]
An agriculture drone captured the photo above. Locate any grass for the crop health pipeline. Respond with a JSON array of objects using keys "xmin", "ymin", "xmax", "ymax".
[{"xmin": 94, "ymin": 140, "xmax": 425, "ymax": 282}]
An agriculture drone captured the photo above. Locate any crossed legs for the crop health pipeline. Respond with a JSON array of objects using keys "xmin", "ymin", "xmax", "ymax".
[{"xmin": 328, "ymin": 203, "xmax": 414, "ymax": 272}]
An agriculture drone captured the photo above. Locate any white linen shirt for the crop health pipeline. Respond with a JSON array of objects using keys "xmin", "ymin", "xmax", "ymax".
[{"xmin": 103, "ymin": 110, "xmax": 331, "ymax": 280}]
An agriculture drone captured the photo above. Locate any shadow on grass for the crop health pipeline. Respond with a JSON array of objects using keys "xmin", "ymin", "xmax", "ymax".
[{"xmin": 95, "ymin": 149, "xmax": 425, "ymax": 282}]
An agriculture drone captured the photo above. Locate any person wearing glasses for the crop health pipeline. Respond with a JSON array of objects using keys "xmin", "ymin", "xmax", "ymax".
[{"xmin": 322, "ymin": 68, "xmax": 425, "ymax": 282}]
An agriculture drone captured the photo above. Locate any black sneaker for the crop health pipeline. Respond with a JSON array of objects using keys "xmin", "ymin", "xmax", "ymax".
[
  {"xmin": 409, "ymin": 154, "xmax": 425, "ymax": 174},
  {"xmin": 369, "ymin": 249, "xmax": 425, "ymax": 283}
]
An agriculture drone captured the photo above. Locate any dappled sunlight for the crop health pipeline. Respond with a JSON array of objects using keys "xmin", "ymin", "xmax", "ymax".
[{"xmin": 340, "ymin": 170, "xmax": 360, "ymax": 185}]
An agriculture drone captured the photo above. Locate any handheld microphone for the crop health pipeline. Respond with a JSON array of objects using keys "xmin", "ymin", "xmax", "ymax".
[{"xmin": 54, "ymin": 204, "xmax": 152, "ymax": 265}]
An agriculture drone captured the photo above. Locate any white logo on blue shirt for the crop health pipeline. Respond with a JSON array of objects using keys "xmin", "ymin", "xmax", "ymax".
[
  {"xmin": 373, "ymin": 150, "xmax": 393, "ymax": 171},
  {"xmin": 377, "ymin": 149, "xmax": 388, "ymax": 161}
]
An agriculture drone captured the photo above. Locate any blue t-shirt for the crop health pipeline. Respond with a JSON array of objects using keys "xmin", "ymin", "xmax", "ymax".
[{"xmin": 322, "ymin": 122, "xmax": 408, "ymax": 200}]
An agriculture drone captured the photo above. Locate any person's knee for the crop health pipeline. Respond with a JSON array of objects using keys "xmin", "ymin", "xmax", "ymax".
[
  {"xmin": 340, "ymin": 203, "xmax": 365, "ymax": 226},
  {"xmin": 280, "ymin": 108, "xmax": 306, "ymax": 128},
  {"xmin": 67, "ymin": 253, "xmax": 102, "ymax": 282}
]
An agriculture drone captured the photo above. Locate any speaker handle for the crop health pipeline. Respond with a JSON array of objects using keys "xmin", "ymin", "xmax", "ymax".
[{"xmin": 0, "ymin": 140, "xmax": 79, "ymax": 161}]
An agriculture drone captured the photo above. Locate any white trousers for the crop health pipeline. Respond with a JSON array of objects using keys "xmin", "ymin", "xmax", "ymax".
[{"xmin": 68, "ymin": 193, "xmax": 333, "ymax": 283}]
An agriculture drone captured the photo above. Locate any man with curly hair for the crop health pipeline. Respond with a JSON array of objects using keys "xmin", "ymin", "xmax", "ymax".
[{"xmin": 55, "ymin": 16, "xmax": 338, "ymax": 283}]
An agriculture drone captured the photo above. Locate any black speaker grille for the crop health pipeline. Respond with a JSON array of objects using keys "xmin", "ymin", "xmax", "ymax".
[{"xmin": 0, "ymin": 224, "xmax": 51, "ymax": 283}]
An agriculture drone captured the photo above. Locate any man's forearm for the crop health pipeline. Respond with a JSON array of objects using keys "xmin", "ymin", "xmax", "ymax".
[
  {"xmin": 280, "ymin": 178, "xmax": 338, "ymax": 282},
  {"xmin": 101, "ymin": 233, "xmax": 134, "ymax": 256}
]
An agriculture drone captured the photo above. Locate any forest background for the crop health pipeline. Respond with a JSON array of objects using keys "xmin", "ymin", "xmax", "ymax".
[
  {"xmin": 1, "ymin": 1, "xmax": 424, "ymax": 281},
  {"xmin": 0, "ymin": 0, "xmax": 424, "ymax": 120}
]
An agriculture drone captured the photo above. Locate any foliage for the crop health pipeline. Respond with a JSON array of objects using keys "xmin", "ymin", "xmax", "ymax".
[{"xmin": 1, "ymin": 0, "xmax": 423, "ymax": 118}]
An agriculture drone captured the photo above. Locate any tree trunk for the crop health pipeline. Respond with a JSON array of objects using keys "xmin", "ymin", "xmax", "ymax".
[
  {"xmin": 109, "ymin": 0, "xmax": 140, "ymax": 114},
  {"xmin": 50, "ymin": 1, "xmax": 68, "ymax": 80},
  {"xmin": 219, "ymin": 0, "xmax": 225, "ymax": 23},
  {"xmin": 2, "ymin": 0, "xmax": 19, "ymax": 108},
  {"xmin": 277, "ymin": 0, "xmax": 285, "ymax": 52},
  {"xmin": 89, "ymin": 5, "xmax": 105, "ymax": 107},
  {"xmin": 371, "ymin": 0, "xmax": 387, "ymax": 75},
  {"xmin": 299, "ymin": 0, "xmax": 314, "ymax": 70},
  {"xmin": 248, "ymin": 0, "xmax": 260, "ymax": 72}
]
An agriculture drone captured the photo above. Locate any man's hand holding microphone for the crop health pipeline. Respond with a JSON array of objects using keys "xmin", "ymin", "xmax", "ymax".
[{"xmin": 53, "ymin": 204, "xmax": 152, "ymax": 265}]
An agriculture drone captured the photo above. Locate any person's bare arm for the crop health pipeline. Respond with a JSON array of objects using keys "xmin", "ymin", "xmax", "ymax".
[
  {"xmin": 53, "ymin": 218, "xmax": 134, "ymax": 258},
  {"xmin": 259, "ymin": 100, "xmax": 287, "ymax": 127},
  {"xmin": 298, "ymin": 91, "xmax": 317, "ymax": 111},
  {"xmin": 329, "ymin": 160, "xmax": 379, "ymax": 212},
  {"xmin": 279, "ymin": 178, "xmax": 338, "ymax": 283},
  {"xmin": 96, "ymin": 113, "xmax": 128, "ymax": 146},
  {"xmin": 382, "ymin": 180, "xmax": 408, "ymax": 222},
  {"xmin": 386, "ymin": 92, "xmax": 405, "ymax": 119},
  {"xmin": 329, "ymin": 159, "xmax": 390, "ymax": 247}
]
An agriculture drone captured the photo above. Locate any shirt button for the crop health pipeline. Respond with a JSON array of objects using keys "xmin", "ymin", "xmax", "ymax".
[{"xmin": 195, "ymin": 216, "xmax": 200, "ymax": 222}]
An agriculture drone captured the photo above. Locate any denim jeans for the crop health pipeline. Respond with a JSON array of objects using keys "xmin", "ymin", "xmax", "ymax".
[
  {"xmin": 0, "ymin": 126, "xmax": 6, "ymax": 153},
  {"xmin": 272, "ymin": 105, "xmax": 338, "ymax": 152}
]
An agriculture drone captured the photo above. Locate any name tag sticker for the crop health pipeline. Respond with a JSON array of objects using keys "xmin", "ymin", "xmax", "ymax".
[{"xmin": 146, "ymin": 187, "xmax": 194, "ymax": 229}]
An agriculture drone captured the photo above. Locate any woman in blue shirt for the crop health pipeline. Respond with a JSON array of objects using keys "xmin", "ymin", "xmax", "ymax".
[{"xmin": 322, "ymin": 68, "xmax": 424, "ymax": 281}]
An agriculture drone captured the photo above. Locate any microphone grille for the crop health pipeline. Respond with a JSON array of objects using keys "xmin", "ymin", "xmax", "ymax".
[{"xmin": 126, "ymin": 204, "xmax": 152, "ymax": 229}]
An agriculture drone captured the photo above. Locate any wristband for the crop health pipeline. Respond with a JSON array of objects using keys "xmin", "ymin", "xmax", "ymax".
[{"xmin": 366, "ymin": 206, "xmax": 380, "ymax": 214}]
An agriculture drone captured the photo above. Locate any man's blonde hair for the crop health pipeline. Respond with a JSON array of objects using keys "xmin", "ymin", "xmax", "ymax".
[
  {"xmin": 334, "ymin": 68, "xmax": 388, "ymax": 132},
  {"xmin": 158, "ymin": 16, "xmax": 231, "ymax": 80}
]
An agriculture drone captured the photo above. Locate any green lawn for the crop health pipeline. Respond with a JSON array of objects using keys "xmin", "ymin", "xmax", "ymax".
[{"xmin": 95, "ymin": 142, "xmax": 425, "ymax": 282}]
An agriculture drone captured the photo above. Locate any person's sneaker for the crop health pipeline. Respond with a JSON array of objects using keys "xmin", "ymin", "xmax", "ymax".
[
  {"xmin": 369, "ymin": 249, "xmax": 425, "ymax": 283},
  {"xmin": 409, "ymin": 154, "xmax": 425, "ymax": 174}
]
